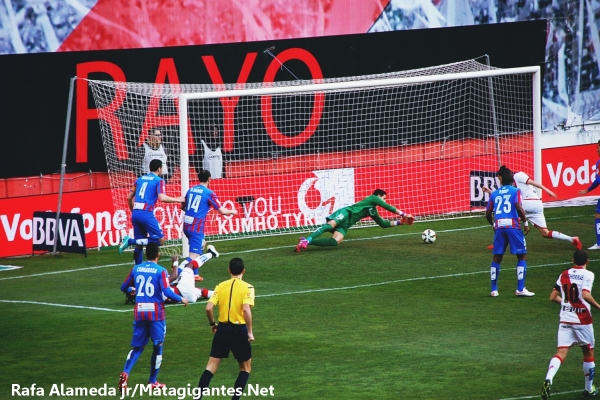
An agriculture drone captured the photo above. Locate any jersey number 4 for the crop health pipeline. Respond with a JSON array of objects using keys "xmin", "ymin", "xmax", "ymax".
[{"xmin": 136, "ymin": 275, "xmax": 155, "ymax": 297}]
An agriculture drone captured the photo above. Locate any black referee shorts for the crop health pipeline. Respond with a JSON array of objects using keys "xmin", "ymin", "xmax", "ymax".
[{"xmin": 210, "ymin": 323, "xmax": 252, "ymax": 362}]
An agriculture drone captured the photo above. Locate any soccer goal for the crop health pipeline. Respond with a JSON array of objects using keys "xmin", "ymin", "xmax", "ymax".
[{"xmin": 87, "ymin": 59, "xmax": 540, "ymax": 256}]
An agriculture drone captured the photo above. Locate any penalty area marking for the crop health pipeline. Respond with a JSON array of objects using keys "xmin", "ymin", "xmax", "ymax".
[
  {"xmin": 498, "ymin": 389, "xmax": 580, "ymax": 399},
  {"xmin": 0, "ymin": 258, "xmax": 580, "ymax": 314}
]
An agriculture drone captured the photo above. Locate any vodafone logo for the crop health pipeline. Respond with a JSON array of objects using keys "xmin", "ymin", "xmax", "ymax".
[
  {"xmin": 546, "ymin": 159, "xmax": 596, "ymax": 187},
  {"xmin": 297, "ymin": 169, "xmax": 355, "ymax": 224}
]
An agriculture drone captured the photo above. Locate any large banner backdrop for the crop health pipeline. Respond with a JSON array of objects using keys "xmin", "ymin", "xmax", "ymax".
[{"xmin": 0, "ymin": 20, "xmax": 546, "ymax": 180}]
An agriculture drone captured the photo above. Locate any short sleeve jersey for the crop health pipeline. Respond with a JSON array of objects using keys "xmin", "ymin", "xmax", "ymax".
[
  {"xmin": 486, "ymin": 185, "xmax": 523, "ymax": 229},
  {"xmin": 341, "ymin": 195, "xmax": 398, "ymax": 225},
  {"xmin": 209, "ymin": 278, "xmax": 255, "ymax": 325},
  {"xmin": 121, "ymin": 261, "xmax": 174, "ymax": 321},
  {"xmin": 555, "ymin": 267, "xmax": 595, "ymax": 325},
  {"xmin": 183, "ymin": 184, "xmax": 221, "ymax": 232},
  {"xmin": 132, "ymin": 173, "xmax": 165, "ymax": 212},
  {"xmin": 513, "ymin": 171, "xmax": 539, "ymax": 200}
]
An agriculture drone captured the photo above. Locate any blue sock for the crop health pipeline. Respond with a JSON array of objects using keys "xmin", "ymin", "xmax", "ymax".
[
  {"xmin": 123, "ymin": 347, "xmax": 144, "ymax": 375},
  {"xmin": 149, "ymin": 344, "xmax": 163, "ymax": 383},
  {"xmin": 129, "ymin": 238, "xmax": 143, "ymax": 246},
  {"xmin": 490, "ymin": 262, "xmax": 500, "ymax": 292},
  {"xmin": 133, "ymin": 248, "xmax": 143, "ymax": 265},
  {"xmin": 595, "ymin": 218, "xmax": 600, "ymax": 245},
  {"xmin": 516, "ymin": 260, "xmax": 527, "ymax": 291}
]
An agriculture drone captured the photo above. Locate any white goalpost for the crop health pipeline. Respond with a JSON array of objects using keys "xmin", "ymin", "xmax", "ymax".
[{"xmin": 87, "ymin": 60, "xmax": 541, "ymax": 256}]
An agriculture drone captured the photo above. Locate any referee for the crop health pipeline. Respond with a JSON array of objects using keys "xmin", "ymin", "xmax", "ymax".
[{"xmin": 195, "ymin": 258, "xmax": 255, "ymax": 400}]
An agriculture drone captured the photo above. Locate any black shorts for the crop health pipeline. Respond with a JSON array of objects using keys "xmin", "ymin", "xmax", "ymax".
[{"xmin": 210, "ymin": 323, "xmax": 252, "ymax": 362}]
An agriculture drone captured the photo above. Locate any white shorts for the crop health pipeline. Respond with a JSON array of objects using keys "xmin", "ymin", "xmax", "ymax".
[
  {"xmin": 522, "ymin": 199, "xmax": 547, "ymax": 229},
  {"xmin": 557, "ymin": 323, "xmax": 595, "ymax": 349},
  {"xmin": 175, "ymin": 268, "xmax": 202, "ymax": 303}
]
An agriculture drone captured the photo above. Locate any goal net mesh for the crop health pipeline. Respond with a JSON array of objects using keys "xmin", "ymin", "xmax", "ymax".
[{"xmin": 87, "ymin": 59, "xmax": 535, "ymax": 253}]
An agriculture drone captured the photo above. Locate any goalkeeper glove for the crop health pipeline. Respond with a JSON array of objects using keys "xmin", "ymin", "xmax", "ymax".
[{"xmin": 401, "ymin": 215, "xmax": 414, "ymax": 225}]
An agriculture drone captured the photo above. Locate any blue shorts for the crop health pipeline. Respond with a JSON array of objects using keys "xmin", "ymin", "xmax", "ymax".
[
  {"xmin": 596, "ymin": 198, "xmax": 600, "ymax": 214},
  {"xmin": 132, "ymin": 210, "xmax": 164, "ymax": 241},
  {"xmin": 131, "ymin": 319, "xmax": 166, "ymax": 347},
  {"xmin": 492, "ymin": 228, "xmax": 527, "ymax": 255},
  {"xmin": 184, "ymin": 229, "xmax": 205, "ymax": 254}
]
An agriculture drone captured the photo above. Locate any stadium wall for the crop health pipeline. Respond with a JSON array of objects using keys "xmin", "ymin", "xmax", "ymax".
[{"xmin": 2, "ymin": 142, "xmax": 598, "ymax": 258}]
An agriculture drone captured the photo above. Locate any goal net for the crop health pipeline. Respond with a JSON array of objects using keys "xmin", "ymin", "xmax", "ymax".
[{"xmin": 87, "ymin": 59, "xmax": 540, "ymax": 255}]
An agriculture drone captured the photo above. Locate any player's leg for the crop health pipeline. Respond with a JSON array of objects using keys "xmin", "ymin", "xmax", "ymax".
[
  {"xmin": 148, "ymin": 320, "xmax": 166, "ymax": 386},
  {"xmin": 579, "ymin": 324, "xmax": 598, "ymax": 396},
  {"xmin": 231, "ymin": 325, "xmax": 253, "ymax": 400},
  {"xmin": 542, "ymin": 345, "xmax": 569, "ymax": 400},
  {"xmin": 490, "ymin": 231, "xmax": 506, "ymax": 296},
  {"xmin": 506, "ymin": 229, "xmax": 533, "ymax": 296},
  {"xmin": 590, "ymin": 199, "xmax": 600, "ymax": 250},
  {"xmin": 309, "ymin": 217, "xmax": 349, "ymax": 247},
  {"xmin": 196, "ymin": 326, "xmax": 229, "ymax": 400},
  {"xmin": 296, "ymin": 219, "xmax": 338, "ymax": 252},
  {"xmin": 120, "ymin": 321, "xmax": 149, "ymax": 392},
  {"xmin": 527, "ymin": 205, "xmax": 581, "ymax": 249}
]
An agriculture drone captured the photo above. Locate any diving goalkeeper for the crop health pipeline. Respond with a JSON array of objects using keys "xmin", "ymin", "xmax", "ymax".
[{"xmin": 295, "ymin": 189, "xmax": 413, "ymax": 252}]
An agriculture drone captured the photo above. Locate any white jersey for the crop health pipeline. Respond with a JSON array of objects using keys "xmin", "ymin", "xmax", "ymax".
[
  {"xmin": 555, "ymin": 267, "xmax": 595, "ymax": 325},
  {"xmin": 143, "ymin": 143, "xmax": 168, "ymax": 175},
  {"xmin": 513, "ymin": 171, "xmax": 539, "ymax": 200},
  {"xmin": 201, "ymin": 139, "xmax": 223, "ymax": 179}
]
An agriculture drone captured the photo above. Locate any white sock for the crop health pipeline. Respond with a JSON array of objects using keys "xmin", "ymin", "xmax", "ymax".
[
  {"xmin": 584, "ymin": 361, "xmax": 595, "ymax": 392},
  {"xmin": 135, "ymin": 238, "xmax": 148, "ymax": 245},
  {"xmin": 550, "ymin": 231, "xmax": 572, "ymax": 242},
  {"xmin": 546, "ymin": 356, "xmax": 562, "ymax": 382}
]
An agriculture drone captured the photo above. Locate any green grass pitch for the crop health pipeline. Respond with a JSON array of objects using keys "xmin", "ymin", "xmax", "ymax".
[{"xmin": 1, "ymin": 205, "xmax": 599, "ymax": 400}]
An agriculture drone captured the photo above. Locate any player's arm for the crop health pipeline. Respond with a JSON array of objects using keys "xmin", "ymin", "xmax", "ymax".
[
  {"xmin": 485, "ymin": 199, "xmax": 494, "ymax": 226},
  {"xmin": 158, "ymin": 193, "xmax": 185, "ymax": 203},
  {"xmin": 159, "ymin": 270, "xmax": 187, "ymax": 305},
  {"xmin": 580, "ymin": 170, "xmax": 600, "ymax": 195},
  {"xmin": 120, "ymin": 269, "xmax": 135, "ymax": 292},
  {"xmin": 217, "ymin": 206, "xmax": 238, "ymax": 216},
  {"xmin": 515, "ymin": 201, "xmax": 529, "ymax": 235},
  {"xmin": 582, "ymin": 290, "xmax": 600, "ymax": 311},
  {"xmin": 127, "ymin": 187, "xmax": 135, "ymax": 211},
  {"xmin": 549, "ymin": 286, "xmax": 562, "ymax": 304},
  {"xmin": 526, "ymin": 178, "xmax": 557, "ymax": 199},
  {"xmin": 243, "ymin": 286, "xmax": 255, "ymax": 342},
  {"xmin": 206, "ymin": 301, "xmax": 218, "ymax": 333},
  {"xmin": 481, "ymin": 186, "xmax": 492, "ymax": 195},
  {"xmin": 243, "ymin": 303, "xmax": 254, "ymax": 342}
]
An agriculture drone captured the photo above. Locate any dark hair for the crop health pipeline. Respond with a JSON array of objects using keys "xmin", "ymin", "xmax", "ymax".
[
  {"xmin": 149, "ymin": 159, "xmax": 163, "ymax": 172},
  {"xmin": 373, "ymin": 189, "xmax": 387, "ymax": 197},
  {"xmin": 497, "ymin": 165, "xmax": 514, "ymax": 185},
  {"xmin": 229, "ymin": 258, "xmax": 245, "ymax": 275},
  {"xmin": 573, "ymin": 250, "xmax": 589, "ymax": 266},
  {"xmin": 146, "ymin": 242, "xmax": 160, "ymax": 260},
  {"xmin": 198, "ymin": 169, "xmax": 211, "ymax": 183}
]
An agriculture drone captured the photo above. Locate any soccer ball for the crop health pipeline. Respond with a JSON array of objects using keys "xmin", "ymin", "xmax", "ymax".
[{"xmin": 422, "ymin": 229, "xmax": 436, "ymax": 244}]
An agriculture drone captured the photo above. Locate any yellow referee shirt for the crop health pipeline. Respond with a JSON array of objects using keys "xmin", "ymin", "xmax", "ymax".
[{"xmin": 209, "ymin": 277, "xmax": 255, "ymax": 324}]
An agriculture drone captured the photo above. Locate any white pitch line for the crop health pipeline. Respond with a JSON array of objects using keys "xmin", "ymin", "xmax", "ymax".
[
  {"xmin": 0, "ymin": 299, "xmax": 125, "ymax": 312},
  {"xmin": 499, "ymin": 389, "xmax": 580, "ymax": 399},
  {"xmin": 0, "ymin": 258, "xmax": 579, "ymax": 313},
  {"xmin": 0, "ymin": 225, "xmax": 488, "ymax": 281}
]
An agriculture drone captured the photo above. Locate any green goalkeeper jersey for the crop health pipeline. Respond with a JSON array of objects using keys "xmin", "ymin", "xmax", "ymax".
[{"xmin": 330, "ymin": 195, "xmax": 398, "ymax": 228}]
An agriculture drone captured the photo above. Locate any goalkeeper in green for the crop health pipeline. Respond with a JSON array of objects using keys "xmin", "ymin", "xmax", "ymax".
[{"xmin": 295, "ymin": 189, "xmax": 413, "ymax": 252}]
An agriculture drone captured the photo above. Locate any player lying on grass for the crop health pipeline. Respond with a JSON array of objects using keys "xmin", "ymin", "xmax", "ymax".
[
  {"xmin": 482, "ymin": 169, "xmax": 581, "ymax": 250},
  {"xmin": 295, "ymin": 189, "xmax": 413, "ymax": 252},
  {"xmin": 124, "ymin": 245, "xmax": 220, "ymax": 305}
]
